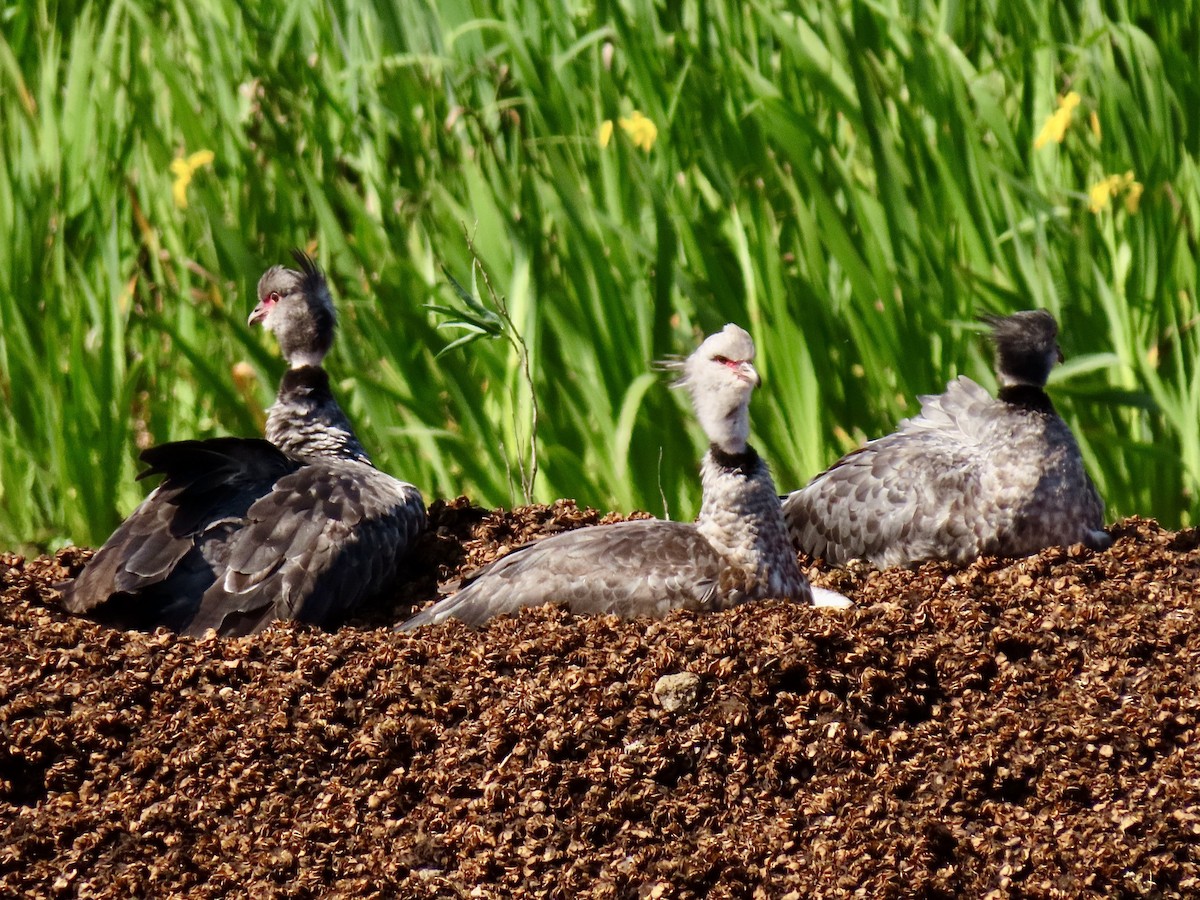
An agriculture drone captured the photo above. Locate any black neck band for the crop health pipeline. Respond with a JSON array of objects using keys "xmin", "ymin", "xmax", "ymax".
[
  {"xmin": 709, "ymin": 444, "xmax": 760, "ymax": 476},
  {"xmin": 279, "ymin": 365, "xmax": 332, "ymax": 398},
  {"xmin": 998, "ymin": 384, "xmax": 1056, "ymax": 414}
]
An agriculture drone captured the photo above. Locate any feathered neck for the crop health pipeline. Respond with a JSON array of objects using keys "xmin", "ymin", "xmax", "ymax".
[
  {"xmin": 689, "ymin": 386, "xmax": 752, "ymax": 454},
  {"xmin": 997, "ymin": 384, "xmax": 1057, "ymax": 415},
  {"xmin": 266, "ymin": 366, "xmax": 370, "ymax": 464},
  {"xmin": 694, "ymin": 443, "xmax": 807, "ymax": 602},
  {"xmin": 708, "ymin": 443, "xmax": 760, "ymax": 476}
]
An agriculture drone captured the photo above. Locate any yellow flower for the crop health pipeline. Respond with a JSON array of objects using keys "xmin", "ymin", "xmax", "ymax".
[
  {"xmin": 1088, "ymin": 170, "xmax": 1142, "ymax": 214},
  {"xmin": 1124, "ymin": 179, "xmax": 1144, "ymax": 213},
  {"xmin": 1034, "ymin": 91, "xmax": 1081, "ymax": 150},
  {"xmin": 170, "ymin": 149, "xmax": 215, "ymax": 209},
  {"xmin": 619, "ymin": 110, "xmax": 657, "ymax": 151},
  {"xmin": 598, "ymin": 110, "xmax": 658, "ymax": 152},
  {"xmin": 1088, "ymin": 176, "xmax": 1119, "ymax": 212}
]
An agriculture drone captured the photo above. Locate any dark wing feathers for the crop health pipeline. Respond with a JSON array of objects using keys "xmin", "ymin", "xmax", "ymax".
[
  {"xmin": 62, "ymin": 488, "xmax": 188, "ymax": 614},
  {"xmin": 188, "ymin": 463, "xmax": 425, "ymax": 635},
  {"xmin": 65, "ymin": 437, "xmax": 425, "ymax": 637},
  {"xmin": 63, "ymin": 439, "xmax": 294, "ymax": 614},
  {"xmin": 139, "ymin": 437, "xmax": 296, "ymax": 489},
  {"xmin": 278, "ymin": 494, "xmax": 424, "ymax": 628},
  {"xmin": 400, "ymin": 520, "xmax": 725, "ymax": 630}
]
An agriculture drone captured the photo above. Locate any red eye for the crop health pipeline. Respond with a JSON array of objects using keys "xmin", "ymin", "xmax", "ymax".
[{"xmin": 713, "ymin": 355, "xmax": 742, "ymax": 369}]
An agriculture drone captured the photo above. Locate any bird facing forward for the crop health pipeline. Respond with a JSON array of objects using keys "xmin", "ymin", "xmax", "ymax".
[{"xmin": 400, "ymin": 323, "xmax": 849, "ymax": 631}]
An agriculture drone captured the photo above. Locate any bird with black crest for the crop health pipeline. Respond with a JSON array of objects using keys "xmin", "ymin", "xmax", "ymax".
[
  {"xmin": 783, "ymin": 310, "xmax": 1110, "ymax": 568},
  {"xmin": 62, "ymin": 251, "xmax": 426, "ymax": 636}
]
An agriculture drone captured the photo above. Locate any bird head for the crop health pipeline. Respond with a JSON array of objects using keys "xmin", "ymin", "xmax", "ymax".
[
  {"xmin": 983, "ymin": 309, "xmax": 1062, "ymax": 388},
  {"xmin": 249, "ymin": 250, "xmax": 336, "ymax": 368},
  {"xmin": 668, "ymin": 323, "xmax": 760, "ymax": 453}
]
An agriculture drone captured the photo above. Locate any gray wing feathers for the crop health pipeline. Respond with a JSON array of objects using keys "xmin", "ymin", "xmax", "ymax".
[
  {"xmin": 62, "ymin": 439, "xmax": 297, "ymax": 615},
  {"xmin": 784, "ymin": 440, "xmax": 983, "ymax": 567},
  {"xmin": 785, "ymin": 374, "xmax": 1109, "ymax": 567},
  {"xmin": 400, "ymin": 520, "xmax": 725, "ymax": 630},
  {"xmin": 784, "ymin": 377, "xmax": 992, "ymax": 568},
  {"xmin": 899, "ymin": 376, "xmax": 993, "ymax": 437}
]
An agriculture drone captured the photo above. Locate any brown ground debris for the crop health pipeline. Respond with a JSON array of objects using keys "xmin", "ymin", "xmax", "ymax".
[{"xmin": 2, "ymin": 506, "xmax": 1198, "ymax": 898}]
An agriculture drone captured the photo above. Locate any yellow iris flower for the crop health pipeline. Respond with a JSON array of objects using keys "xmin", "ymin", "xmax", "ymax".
[
  {"xmin": 170, "ymin": 149, "xmax": 215, "ymax": 209},
  {"xmin": 598, "ymin": 110, "xmax": 657, "ymax": 152},
  {"xmin": 1088, "ymin": 170, "xmax": 1142, "ymax": 214},
  {"xmin": 1034, "ymin": 92, "xmax": 1081, "ymax": 150}
]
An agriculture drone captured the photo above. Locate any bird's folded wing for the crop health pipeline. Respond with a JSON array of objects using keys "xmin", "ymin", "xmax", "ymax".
[
  {"xmin": 61, "ymin": 438, "xmax": 297, "ymax": 613},
  {"xmin": 785, "ymin": 405, "xmax": 986, "ymax": 567},
  {"xmin": 400, "ymin": 520, "xmax": 726, "ymax": 630},
  {"xmin": 188, "ymin": 462, "xmax": 425, "ymax": 636}
]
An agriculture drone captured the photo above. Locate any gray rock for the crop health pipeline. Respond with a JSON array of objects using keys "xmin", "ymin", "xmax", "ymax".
[{"xmin": 654, "ymin": 672, "xmax": 703, "ymax": 712}]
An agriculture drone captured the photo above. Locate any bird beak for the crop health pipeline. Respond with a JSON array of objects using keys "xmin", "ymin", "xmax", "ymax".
[
  {"xmin": 1056, "ymin": 344, "xmax": 1065, "ymax": 364},
  {"xmin": 247, "ymin": 302, "xmax": 269, "ymax": 327},
  {"xmin": 742, "ymin": 362, "xmax": 761, "ymax": 388}
]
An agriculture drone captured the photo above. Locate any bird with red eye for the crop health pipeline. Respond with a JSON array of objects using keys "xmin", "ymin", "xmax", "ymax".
[
  {"xmin": 398, "ymin": 322, "xmax": 851, "ymax": 631},
  {"xmin": 246, "ymin": 289, "xmax": 282, "ymax": 326},
  {"xmin": 247, "ymin": 256, "xmax": 334, "ymax": 368},
  {"xmin": 61, "ymin": 250, "xmax": 427, "ymax": 637},
  {"xmin": 712, "ymin": 353, "xmax": 760, "ymax": 385}
]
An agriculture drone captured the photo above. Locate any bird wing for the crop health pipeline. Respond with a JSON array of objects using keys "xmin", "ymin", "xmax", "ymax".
[
  {"xmin": 898, "ymin": 375, "xmax": 995, "ymax": 442},
  {"xmin": 186, "ymin": 461, "xmax": 425, "ymax": 636},
  {"xmin": 61, "ymin": 439, "xmax": 299, "ymax": 628},
  {"xmin": 399, "ymin": 520, "xmax": 727, "ymax": 630},
  {"xmin": 784, "ymin": 377, "xmax": 995, "ymax": 568}
]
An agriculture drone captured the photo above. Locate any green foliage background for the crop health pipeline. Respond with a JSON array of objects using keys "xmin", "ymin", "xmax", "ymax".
[{"xmin": 2, "ymin": 0, "xmax": 1199, "ymax": 551}]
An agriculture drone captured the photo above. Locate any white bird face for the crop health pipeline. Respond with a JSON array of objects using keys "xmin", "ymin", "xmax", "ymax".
[{"xmin": 680, "ymin": 324, "xmax": 759, "ymax": 453}]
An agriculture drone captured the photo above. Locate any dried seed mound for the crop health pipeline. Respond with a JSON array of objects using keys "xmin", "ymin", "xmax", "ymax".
[{"xmin": 1, "ymin": 513, "xmax": 1198, "ymax": 898}]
